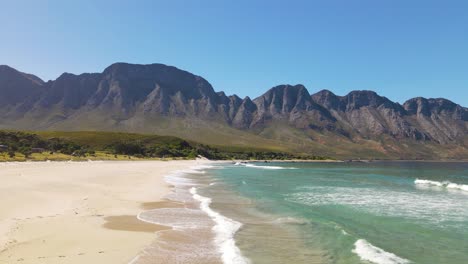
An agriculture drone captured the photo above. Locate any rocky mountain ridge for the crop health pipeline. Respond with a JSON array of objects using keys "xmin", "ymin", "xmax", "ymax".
[{"xmin": 0, "ymin": 63, "xmax": 466, "ymax": 158}]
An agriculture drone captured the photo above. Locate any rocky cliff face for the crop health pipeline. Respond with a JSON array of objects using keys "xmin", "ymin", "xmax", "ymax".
[
  {"xmin": 403, "ymin": 97, "xmax": 467, "ymax": 143},
  {"xmin": 250, "ymin": 85, "xmax": 336, "ymax": 130},
  {"xmin": 310, "ymin": 90, "xmax": 428, "ymax": 140},
  {"xmin": 0, "ymin": 63, "xmax": 466, "ymax": 157}
]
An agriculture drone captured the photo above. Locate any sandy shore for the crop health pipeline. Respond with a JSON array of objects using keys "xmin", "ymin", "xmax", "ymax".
[{"xmin": 0, "ymin": 160, "xmax": 211, "ymax": 264}]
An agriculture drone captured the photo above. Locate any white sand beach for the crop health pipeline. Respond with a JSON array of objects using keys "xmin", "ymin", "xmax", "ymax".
[{"xmin": 0, "ymin": 160, "xmax": 211, "ymax": 264}]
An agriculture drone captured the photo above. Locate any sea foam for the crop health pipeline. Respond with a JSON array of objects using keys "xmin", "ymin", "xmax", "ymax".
[
  {"xmin": 353, "ymin": 239, "xmax": 411, "ymax": 264},
  {"xmin": 415, "ymin": 179, "xmax": 468, "ymax": 192},
  {"xmin": 190, "ymin": 187, "xmax": 250, "ymax": 264},
  {"xmin": 235, "ymin": 163, "xmax": 296, "ymax": 170},
  {"xmin": 286, "ymin": 186, "xmax": 468, "ymax": 225},
  {"xmin": 137, "ymin": 208, "xmax": 212, "ymax": 229},
  {"xmin": 271, "ymin": 216, "xmax": 309, "ymax": 225}
]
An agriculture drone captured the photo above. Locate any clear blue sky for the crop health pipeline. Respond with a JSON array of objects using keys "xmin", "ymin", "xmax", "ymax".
[{"xmin": 1, "ymin": 0, "xmax": 467, "ymax": 106}]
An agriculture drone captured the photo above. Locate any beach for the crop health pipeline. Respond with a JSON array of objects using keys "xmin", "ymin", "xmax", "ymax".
[
  {"xmin": 0, "ymin": 160, "xmax": 212, "ymax": 264},
  {"xmin": 2, "ymin": 160, "xmax": 467, "ymax": 264}
]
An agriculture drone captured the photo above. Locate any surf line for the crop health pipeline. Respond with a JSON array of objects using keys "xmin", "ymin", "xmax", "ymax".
[{"xmin": 190, "ymin": 187, "xmax": 250, "ymax": 264}]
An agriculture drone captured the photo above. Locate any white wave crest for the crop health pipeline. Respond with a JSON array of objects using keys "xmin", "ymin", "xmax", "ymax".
[
  {"xmin": 235, "ymin": 163, "xmax": 296, "ymax": 170},
  {"xmin": 190, "ymin": 187, "xmax": 250, "ymax": 264},
  {"xmin": 353, "ymin": 239, "xmax": 411, "ymax": 264},
  {"xmin": 415, "ymin": 179, "xmax": 468, "ymax": 192}
]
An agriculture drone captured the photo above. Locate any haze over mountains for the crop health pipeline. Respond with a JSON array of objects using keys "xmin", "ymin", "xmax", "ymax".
[{"xmin": 0, "ymin": 63, "xmax": 467, "ymax": 159}]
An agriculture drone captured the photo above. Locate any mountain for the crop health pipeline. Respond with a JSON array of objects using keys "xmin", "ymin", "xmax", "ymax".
[
  {"xmin": 0, "ymin": 65, "xmax": 45, "ymax": 115},
  {"xmin": 0, "ymin": 63, "xmax": 467, "ymax": 159}
]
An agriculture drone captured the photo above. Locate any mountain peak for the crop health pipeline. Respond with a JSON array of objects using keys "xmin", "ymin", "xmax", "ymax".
[
  {"xmin": 0, "ymin": 65, "xmax": 44, "ymax": 85},
  {"xmin": 314, "ymin": 89, "xmax": 336, "ymax": 95},
  {"xmin": 0, "ymin": 65, "xmax": 45, "ymax": 107},
  {"xmin": 102, "ymin": 62, "xmax": 192, "ymax": 77},
  {"xmin": 311, "ymin": 89, "xmax": 341, "ymax": 110},
  {"xmin": 0, "ymin": 65, "xmax": 16, "ymax": 71},
  {"xmin": 343, "ymin": 90, "xmax": 398, "ymax": 110},
  {"xmin": 264, "ymin": 84, "xmax": 307, "ymax": 94},
  {"xmin": 404, "ymin": 97, "xmax": 467, "ymax": 120}
]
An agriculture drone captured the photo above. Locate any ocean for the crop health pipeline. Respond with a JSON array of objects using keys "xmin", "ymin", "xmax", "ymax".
[{"xmin": 136, "ymin": 161, "xmax": 468, "ymax": 264}]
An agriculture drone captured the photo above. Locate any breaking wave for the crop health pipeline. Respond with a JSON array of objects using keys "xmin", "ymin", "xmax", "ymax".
[
  {"xmin": 415, "ymin": 179, "xmax": 468, "ymax": 192},
  {"xmin": 353, "ymin": 239, "xmax": 411, "ymax": 264},
  {"xmin": 190, "ymin": 187, "xmax": 250, "ymax": 264},
  {"xmin": 234, "ymin": 162, "xmax": 296, "ymax": 170}
]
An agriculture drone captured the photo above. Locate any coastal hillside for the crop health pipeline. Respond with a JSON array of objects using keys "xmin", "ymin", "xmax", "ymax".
[
  {"xmin": 0, "ymin": 63, "xmax": 467, "ymax": 159},
  {"xmin": 0, "ymin": 130, "xmax": 323, "ymax": 161}
]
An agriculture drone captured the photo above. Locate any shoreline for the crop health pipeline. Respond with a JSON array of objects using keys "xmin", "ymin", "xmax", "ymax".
[
  {"xmin": 1, "ymin": 158, "xmax": 468, "ymax": 164},
  {"xmin": 132, "ymin": 163, "xmax": 227, "ymax": 264},
  {"xmin": 236, "ymin": 159, "xmax": 468, "ymax": 163},
  {"xmin": 0, "ymin": 160, "xmax": 214, "ymax": 264}
]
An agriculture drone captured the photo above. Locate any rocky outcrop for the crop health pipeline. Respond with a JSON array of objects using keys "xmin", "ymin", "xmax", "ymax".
[
  {"xmin": 310, "ymin": 90, "xmax": 426, "ymax": 140},
  {"xmin": 250, "ymin": 85, "xmax": 336, "ymax": 129},
  {"xmin": 403, "ymin": 97, "xmax": 467, "ymax": 143}
]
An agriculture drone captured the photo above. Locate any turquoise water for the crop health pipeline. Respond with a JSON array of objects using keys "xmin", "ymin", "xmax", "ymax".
[{"xmin": 203, "ymin": 162, "xmax": 468, "ymax": 264}]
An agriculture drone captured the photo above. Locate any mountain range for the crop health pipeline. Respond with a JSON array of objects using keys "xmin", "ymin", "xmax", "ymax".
[{"xmin": 0, "ymin": 63, "xmax": 467, "ymax": 159}]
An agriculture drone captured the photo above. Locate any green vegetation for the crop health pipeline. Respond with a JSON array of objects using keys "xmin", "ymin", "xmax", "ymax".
[
  {"xmin": 0, "ymin": 130, "xmax": 333, "ymax": 161},
  {"xmin": 0, "ymin": 131, "xmax": 93, "ymax": 159}
]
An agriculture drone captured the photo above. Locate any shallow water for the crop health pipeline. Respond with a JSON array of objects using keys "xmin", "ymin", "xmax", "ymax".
[{"xmin": 207, "ymin": 162, "xmax": 468, "ymax": 264}]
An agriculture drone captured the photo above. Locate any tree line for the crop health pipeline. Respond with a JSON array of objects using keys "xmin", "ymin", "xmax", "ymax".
[{"xmin": 0, "ymin": 131, "xmax": 332, "ymax": 160}]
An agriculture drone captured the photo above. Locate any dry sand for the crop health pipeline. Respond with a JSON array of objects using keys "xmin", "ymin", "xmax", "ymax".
[{"xmin": 0, "ymin": 160, "xmax": 211, "ymax": 264}]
